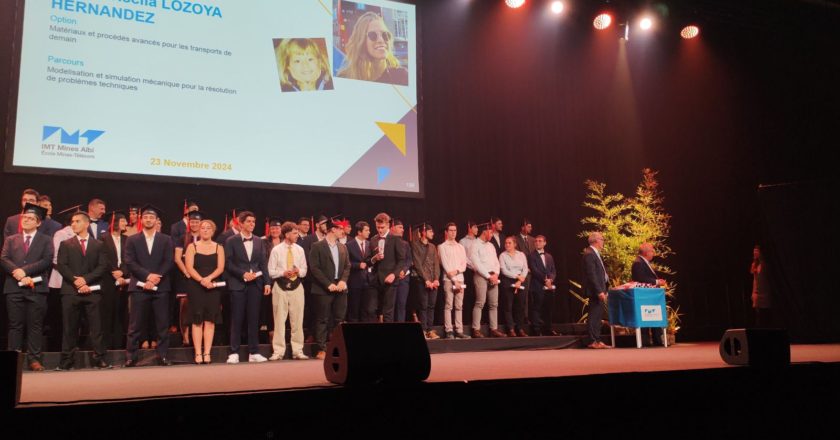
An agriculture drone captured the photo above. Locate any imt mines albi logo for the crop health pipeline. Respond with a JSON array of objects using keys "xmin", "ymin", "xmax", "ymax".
[{"xmin": 41, "ymin": 125, "xmax": 104, "ymax": 159}]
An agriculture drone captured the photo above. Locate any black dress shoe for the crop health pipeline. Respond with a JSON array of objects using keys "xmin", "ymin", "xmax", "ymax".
[
  {"xmin": 157, "ymin": 357, "xmax": 172, "ymax": 366},
  {"xmin": 124, "ymin": 359, "xmax": 138, "ymax": 368},
  {"xmin": 57, "ymin": 363, "xmax": 74, "ymax": 371},
  {"xmin": 95, "ymin": 359, "xmax": 113, "ymax": 369}
]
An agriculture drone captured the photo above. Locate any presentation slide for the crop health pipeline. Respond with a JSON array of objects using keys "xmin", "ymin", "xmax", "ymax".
[{"xmin": 7, "ymin": 0, "xmax": 419, "ymax": 195}]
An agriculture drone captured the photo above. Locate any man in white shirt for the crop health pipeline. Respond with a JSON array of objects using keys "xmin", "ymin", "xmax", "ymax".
[
  {"xmin": 469, "ymin": 222, "xmax": 505, "ymax": 338},
  {"xmin": 439, "ymin": 222, "xmax": 470, "ymax": 339},
  {"xmin": 267, "ymin": 221, "xmax": 309, "ymax": 360}
]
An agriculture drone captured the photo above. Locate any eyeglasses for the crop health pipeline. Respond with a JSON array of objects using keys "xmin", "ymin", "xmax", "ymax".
[{"xmin": 367, "ymin": 31, "xmax": 392, "ymax": 42}]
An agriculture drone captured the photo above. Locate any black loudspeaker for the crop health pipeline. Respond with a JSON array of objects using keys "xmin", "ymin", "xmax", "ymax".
[
  {"xmin": 324, "ymin": 323, "xmax": 431, "ymax": 385},
  {"xmin": 719, "ymin": 328, "xmax": 790, "ymax": 367},
  {"xmin": 1, "ymin": 351, "xmax": 23, "ymax": 409}
]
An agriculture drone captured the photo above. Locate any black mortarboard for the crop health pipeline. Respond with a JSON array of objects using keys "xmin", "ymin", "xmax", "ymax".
[
  {"xmin": 476, "ymin": 221, "xmax": 493, "ymax": 231},
  {"xmin": 187, "ymin": 210, "xmax": 205, "ymax": 220},
  {"xmin": 267, "ymin": 216, "xmax": 284, "ymax": 227},
  {"xmin": 412, "ymin": 222, "xmax": 432, "ymax": 233},
  {"xmin": 21, "ymin": 203, "xmax": 47, "ymax": 221},
  {"xmin": 56, "ymin": 204, "xmax": 86, "ymax": 225},
  {"xmin": 140, "ymin": 204, "xmax": 162, "ymax": 218},
  {"xmin": 315, "ymin": 214, "xmax": 329, "ymax": 225}
]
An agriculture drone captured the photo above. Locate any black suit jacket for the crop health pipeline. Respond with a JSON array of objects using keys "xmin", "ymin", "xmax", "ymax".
[
  {"xmin": 515, "ymin": 234, "xmax": 536, "ymax": 256},
  {"xmin": 1, "ymin": 232, "xmax": 54, "ymax": 293},
  {"xmin": 125, "ymin": 232, "xmax": 175, "ymax": 292},
  {"xmin": 582, "ymin": 247, "xmax": 608, "ymax": 299},
  {"xmin": 528, "ymin": 250, "xmax": 556, "ymax": 292},
  {"xmin": 309, "ymin": 239, "xmax": 350, "ymax": 295},
  {"xmin": 102, "ymin": 233, "xmax": 128, "ymax": 277},
  {"xmin": 368, "ymin": 233, "xmax": 406, "ymax": 284},
  {"xmin": 490, "ymin": 234, "xmax": 503, "ymax": 257},
  {"xmin": 215, "ymin": 228, "xmax": 237, "ymax": 245},
  {"xmin": 631, "ymin": 256, "xmax": 658, "ymax": 285},
  {"xmin": 170, "ymin": 219, "xmax": 188, "ymax": 248},
  {"xmin": 56, "ymin": 236, "xmax": 108, "ymax": 295},
  {"xmin": 224, "ymin": 234, "xmax": 270, "ymax": 291},
  {"xmin": 346, "ymin": 238, "xmax": 371, "ymax": 289}
]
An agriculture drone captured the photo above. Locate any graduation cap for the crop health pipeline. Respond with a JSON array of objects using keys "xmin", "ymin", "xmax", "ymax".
[
  {"xmin": 413, "ymin": 222, "xmax": 432, "ymax": 233},
  {"xmin": 187, "ymin": 210, "xmax": 205, "ymax": 221},
  {"xmin": 55, "ymin": 204, "xmax": 86, "ymax": 225},
  {"xmin": 265, "ymin": 216, "xmax": 283, "ymax": 237},
  {"xmin": 391, "ymin": 218, "xmax": 404, "ymax": 227},
  {"xmin": 21, "ymin": 203, "xmax": 47, "ymax": 221},
  {"xmin": 128, "ymin": 203, "xmax": 140, "ymax": 213},
  {"xmin": 475, "ymin": 220, "xmax": 494, "ymax": 232},
  {"xmin": 105, "ymin": 210, "xmax": 127, "ymax": 234},
  {"xmin": 140, "ymin": 204, "xmax": 162, "ymax": 218}
]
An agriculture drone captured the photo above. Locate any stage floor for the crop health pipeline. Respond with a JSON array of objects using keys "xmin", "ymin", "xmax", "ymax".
[{"xmin": 18, "ymin": 342, "xmax": 840, "ymax": 406}]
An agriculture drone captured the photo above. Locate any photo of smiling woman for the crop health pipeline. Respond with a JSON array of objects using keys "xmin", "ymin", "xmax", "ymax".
[
  {"xmin": 336, "ymin": 11, "xmax": 408, "ymax": 86},
  {"xmin": 274, "ymin": 38, "xmax": 334, "ymax": 92}
]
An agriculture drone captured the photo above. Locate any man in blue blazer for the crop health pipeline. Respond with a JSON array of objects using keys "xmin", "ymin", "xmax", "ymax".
[
  {"xmin": 124, "ymin": 205, "xmax": 175, "ymax": 366},
  {"xmin": 345, "ymin": 220, "xmax": 371, "ymax": 322},
  {"xmin": 224, "ymin": 210, "xmax": 271, "ymax": 363},
  {"xmin": 528, "ymin": 235, "xmax": 558, "ymax": 336},
  {"xmin": 1, "ymin": 204, "xmax": 53, "ymax": 371}
]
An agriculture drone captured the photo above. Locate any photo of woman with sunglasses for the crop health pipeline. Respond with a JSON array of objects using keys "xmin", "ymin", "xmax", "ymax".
[{"xmin": 336, "ymin": 11, "xmax": 408, "ymax": 86}]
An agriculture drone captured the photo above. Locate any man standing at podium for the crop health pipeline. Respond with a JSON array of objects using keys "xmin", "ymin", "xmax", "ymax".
[
  {"xmin": 582, "ymin": 232, "xmax": 611, "ymax": 349},
  {"xmin": 631, "ymin": 243, "xmax": 667, "ymax": 346}
]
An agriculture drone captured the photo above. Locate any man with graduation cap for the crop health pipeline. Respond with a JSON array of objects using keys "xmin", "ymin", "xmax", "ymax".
[
  {"xmin": 124, "ymin": 204, "xmax": 175, "ymax": 366},
  {"xmin": 125, "ymin": 203, "xmax": 140, "ymax": 236},
  {"xmin": 1, "ymin": 203, "xmax": 54, "ymax": 371},
  {"xmin": 411, "ymin": 222, "xmax": 441, "ymax": 339},
  {"xmin": 55, "ymin": 208, "xmax": 111, "ymax": 369},
  {"xmin": 100, "ymin": 211, "xmax": 130, "ymax": 349},
  {"xmin": 363, "ymin": 212, "xmax": 406, "ymax": 323},
  {"xmin": 3, "ymin": 188, "xmax": 40, "ymax": 241},
  {"xmin": 309, "ymin": 217, "xmax": 351, "ymax": 360}
]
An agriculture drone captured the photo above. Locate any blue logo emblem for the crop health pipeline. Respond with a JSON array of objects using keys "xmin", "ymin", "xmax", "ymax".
[{"xmin": 42, "ymin": 126, "xmax": 105, "ymax": 145}]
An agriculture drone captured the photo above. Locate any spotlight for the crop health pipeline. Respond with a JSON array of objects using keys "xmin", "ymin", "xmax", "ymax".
[
  {"xmin": 680, "ymin": 25, "xmax": 700, "ymax": 39},
  {"xmin": 505, "ymin": 0, "xmax": 525, "ymax": 8},
  {"xmin": 550, "ymin": 1, "xmax": 564, "ymax": 14},
  {"xmin": 593, "ymin": 13, "xmax": 612, "ymax": 30},
  {"xmin": 639, "ymin": 17, "xmax": 653, "ymax": 30}
]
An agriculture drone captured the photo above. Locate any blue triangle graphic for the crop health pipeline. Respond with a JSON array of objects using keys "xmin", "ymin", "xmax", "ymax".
[{"xmin": 376, "ymin": 167, "xmax": 391, "ymax": 184}]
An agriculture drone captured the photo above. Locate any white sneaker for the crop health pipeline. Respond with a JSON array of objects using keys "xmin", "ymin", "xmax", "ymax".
[
  {"xmin": 269, "ymin": 353, "xmax": 283, "ymax": 361},
  {"xmin": 292, "ymin": 352, "xmax": 309, "ymax": 360},
  {"xmin": 249, "ymin": 353, "xmax": 268, "ymax": 363},
  {"xmin": 226, "ymin": 353, "xmax": 240, "ymax": 364}
]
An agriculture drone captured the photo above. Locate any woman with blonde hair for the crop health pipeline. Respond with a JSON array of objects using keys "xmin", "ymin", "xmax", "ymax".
[
  {"xmin": 185, "ymin": 219, "xmax": 225, "ymax": 364},
  {"xmin": 276, "ymin": 38, "xmax": 334, "ymax": 92},
  {"xmin": 337, "ymin": 11, "xmax": 408, "ymax": 85}
]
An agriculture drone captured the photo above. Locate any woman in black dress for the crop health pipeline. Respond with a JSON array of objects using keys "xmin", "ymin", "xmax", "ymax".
[{"xmin": 185, "ymin": 219, "xmax": 225, "ymax": 364}]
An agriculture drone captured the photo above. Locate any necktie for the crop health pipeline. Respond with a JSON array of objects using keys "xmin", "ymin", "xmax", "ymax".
[
  {"xmin": 23, "ymin": 235, "xmax": 31, "ymax": 254},
  {"xmin": 287, "ymin": 246, "xmax": 297, "ymax": 280},
  {"xmin": 80, "ymin": 238, "xmax": 87, "ymax": 256},
  {"xmin": 361, "ymin": 241, "xmax": 366, "ymax": 256}
]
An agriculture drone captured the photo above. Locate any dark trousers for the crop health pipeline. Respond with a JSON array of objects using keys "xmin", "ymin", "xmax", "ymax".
[
  {"xmin": 229, "ymin": 284, "xmax": 262, "ymax": 354},
  {"xmin": 100, "ymin": 281, "xmax": 127, "ymax": 350},
  {"xmin": 6, "ymin": 291, "xmax": 47, "ymax": 364},
  {"xmin": 415, "ymin": 279, "xmax": 438, "ymax": 331},
  {"xmin": 363, "ymin": 279, "xmax": 396, "ymax": 322},
  {"xmin": 501, "ymin": 276, "xmax": 527, "ymax": 331},
  {"xmin": 588, "ymin": 295, "xmax": 605, "ymax": 344},
  {"xmin": 302, "ymin": 278, "xmax": 314, "ymax": 336},
  {"xmin": 395, "ymin": 278, "xmax": 410, "ymax": 322},
  {"xmin": 347, "ymin": 285, "xmax": 366, "ymax": 322},
  {"xmin": 313, "ymin": 292, "xmax": 348, "ymax": 351},
  {"xmin": 61, "ymin": 293, "xmax": 105, "ymax": 367},
  {"xmin": 126, "ymin": 290, "xmax": 170, "ymax": 360},
  {"xmin": 529, "ymin": 288, "xmax": 555, "ymax": 333}
]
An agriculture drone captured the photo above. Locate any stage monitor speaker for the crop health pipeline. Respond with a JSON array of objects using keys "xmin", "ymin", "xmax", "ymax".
[
  {"xmin": 324, "ymin": 323, "xmax": 431, "ymax": 385},
  {"xmin": 719, "ymin": 328, "xmax": 790, "ymax": 367},
  {"xmin": 1, "ymin": 351, "xmax": 23, "ymax": 409}
]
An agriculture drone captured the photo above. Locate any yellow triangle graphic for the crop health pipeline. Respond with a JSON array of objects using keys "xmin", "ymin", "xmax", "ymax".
[{"xmin": 375, "ymin": 122, "xmax": 406, "ymax": 156}]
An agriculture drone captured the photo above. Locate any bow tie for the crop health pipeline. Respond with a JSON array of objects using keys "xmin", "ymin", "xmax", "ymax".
[
  {"xmin": 537, "ymin": 251, "xmax": 544, "ymax": 255},
  {"xmin": 243, "ymin": 238, "xmax": 253, "ymax": 242}
]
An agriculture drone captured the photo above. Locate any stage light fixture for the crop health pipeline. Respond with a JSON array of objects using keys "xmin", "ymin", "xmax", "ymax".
[
  {"xmin": 680, "ymin": 25, "xmax": 700, "ymax": 39},
  {"xmin": 639, "ymin": 17, "xmax": 653, "ymax": 30},
  {"xmin": 505, "ymin": 0, "xmax": 525, "ymax": 9},
  {"xmin": 550, "ymin": 1, "xmax": 564, "ymax": 14},
  {"xmin": 593, "ymin": 13, "xmax": 612, "ymax": 30}
]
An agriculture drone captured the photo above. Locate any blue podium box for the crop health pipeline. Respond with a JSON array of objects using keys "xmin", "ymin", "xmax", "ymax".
[{"xmin": 607, "ymin": 287, "xmax": 669, "ymax": 348}]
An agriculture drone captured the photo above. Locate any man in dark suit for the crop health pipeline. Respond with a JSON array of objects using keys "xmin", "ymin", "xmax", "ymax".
[
  {"xmin": 224, "ymin": 211, "xmax": 271, "ymax": 364},
  {"xmin": 514, "ymin": 219, "xmax": 536, "ymax": 256},
  {"xmin": 56, "ymin": 210, "xmax": 111, "ymax": 369},
  {"xmin": 528, "ymin": 235, "xmax": 559, "ymax": 336},
  {"xmin": 124, "ymin": 205, "xmax": 175, "ymax": 366},
  {"xmin": 214, "ymin": 208, "xmax": 243, "ymax": 245},
  {"xmin": 309, "ymin": 219, "xmax": 351, "ymax": 359},
  {"xmin": 346, "ymin": 220, "xmax": 371, "ymax": 322},
  {"xmin": 100, "ymin": 211, "xmax": 130, "ymax": 349},
  {"xmin": 1, "ymin": 204, "xmax": 53, "ymax": 371},
  {"xmin": 169, "ymin": 199, "xmax": 199, "ymax": 247},
  {"xmin": 490, "ymin": 217, "xmax": 504, "ymax": 257},
  {"xmin": 363, "ymin": 212, "xmax": 406, "ymax": 323},
  {"xmin": 37, "ymin": 195, "xmax": 63, "ymax": 237},
  {"xmin": 3, "ymin": 188, "xmax": 40, "ymax": 241},
  {"xmin": 582, "ymin": 232, "xmax": 611, "ymax": 349},
  {"xmin": 631, "ymin": 243, "xmax": 667, "ymax": 346},
  {"xmin": 297, "ymin": 214, "xmax": 328, "ymax": 343}
]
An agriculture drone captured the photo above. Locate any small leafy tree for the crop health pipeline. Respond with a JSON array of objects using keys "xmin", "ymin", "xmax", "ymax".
[{"xmin": 573, "ymin": 169, "xmax": 682, "ymax": 333}]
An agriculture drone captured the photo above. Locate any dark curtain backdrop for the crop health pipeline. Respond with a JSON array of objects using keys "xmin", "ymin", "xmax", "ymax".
[{"xmin": 1, "ymin": 1, "xmax": 838, "ymax": 342}]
